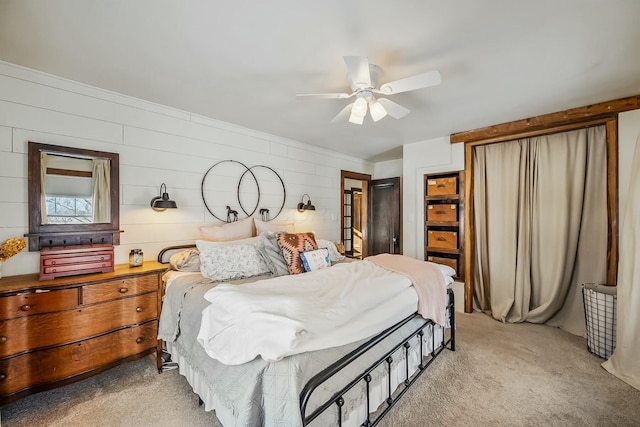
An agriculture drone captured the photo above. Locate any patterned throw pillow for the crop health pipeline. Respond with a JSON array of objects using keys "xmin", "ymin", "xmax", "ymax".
[
  {"xmin": 300, "ymin": 248, "xmax": 330, "ymax": 272},
  {"xmin": 276, "ymin": 232, "xmax": 318, "ymax": 274},
  {"xmin": 199, "ymin": 244, "xmax": 270, "ymax": 281}
]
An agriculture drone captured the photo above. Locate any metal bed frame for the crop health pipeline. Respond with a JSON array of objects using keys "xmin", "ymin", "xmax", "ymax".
[{"xmin": 157, "ymin": 245, "xmax": 456, "ymax": 427}]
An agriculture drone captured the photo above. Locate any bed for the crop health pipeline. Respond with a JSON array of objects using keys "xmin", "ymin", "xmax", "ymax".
[{"xmin": 156, "ymin": 235, "xmax": 456, "ymax": 427}]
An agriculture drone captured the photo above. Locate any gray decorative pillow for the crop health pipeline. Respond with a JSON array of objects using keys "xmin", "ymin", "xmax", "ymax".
[
  {"xmin": 256, "ymin": 232, "xmax": 290, "ymax": 277},
  {"xmin": 169, "ymin": 248, "xmax": 201, "ymax": 271},
  {"xmin": 199, "ymin": 244, "xmax": 270, "ymax": 281}
]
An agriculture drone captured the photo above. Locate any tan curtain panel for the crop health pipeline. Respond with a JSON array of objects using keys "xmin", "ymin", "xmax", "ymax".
[
  {"xmin": 92, "ymin": 159, "xmax": 111, "ymax": 223},
  {"xmin": 473, "ymin": 125, "xmax": 608, "ymax": 335},
  {"xmin": 603, "ymin": 132, "xmax": 640, "ymax": 391}
]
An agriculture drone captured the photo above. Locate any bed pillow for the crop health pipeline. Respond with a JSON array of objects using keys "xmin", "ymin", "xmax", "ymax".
[
  {"xmin": 199, "ymin": 218, "xmax": 254, "ymax": 242},
  {"xmin": 195, "ymin": 236, "xmax": 260, "ymax": 252},
  {"xmin": 316, "ymin": 239, "xmax": 345, "ymax": 262},
  {"xmin": 254, "ymin": 218, "xmax": 295, "ymax": 234},
  {"xmin": 300, "ymin": 248, "xmax": 330, "ymax": 272},
  {"xmin": 255, "ymin": 232, "xmax": 290, "ymax": 277},
  {"xmin": 169, "ymin": 248, "xmax": 201, "ymax": 271},
  {"xmin": 426, "ymin": 261, "xmax": 456, "ymax": 278},
  {"xmin": 199, "ymin": 244, "xmax": 270, "ymax": 281},
  {"xmin": 276, "ymin": 232, "xmax": 318, "ymax": 274}
]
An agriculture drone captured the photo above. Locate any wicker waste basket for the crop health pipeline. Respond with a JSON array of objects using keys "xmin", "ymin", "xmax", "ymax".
[{"xmin": 582, "ymin": 283, "xmax": 617, "ymax": 359}]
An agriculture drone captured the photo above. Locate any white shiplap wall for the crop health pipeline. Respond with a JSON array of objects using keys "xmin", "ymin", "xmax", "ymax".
[{"xmin": 0, "ymin": 61, "xmax": 372, "ymax": 276}]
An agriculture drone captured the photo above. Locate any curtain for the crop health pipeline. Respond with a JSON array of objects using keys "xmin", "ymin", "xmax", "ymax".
[
  {"xmin": 602, "ymin": 132, "xmax": 640, "ymax": 391},
  {"xmin": 40, "ymin": 152, "xmax": 49, "ymax": 224},
  {"xmin": 92, "ymin": 159, "xmax": 111, "ymax": 223},
  {"xmin": 473, "ymin": 126, "xmax": 608, "ymax": 335}
]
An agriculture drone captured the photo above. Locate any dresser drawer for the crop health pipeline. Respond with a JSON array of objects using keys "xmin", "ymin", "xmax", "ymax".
[
  {"xmin": 0, "ymin": 292, "xmax": 157, "ymax": 358},
  {"xmin": 426, "ymin": 177, "xmax": 457, "ymax": 196},
  {"xmin": 427, "ymin": 204, "xmax": 457, "ymax": 222},
  {"xmin": 427, "ymin": 256, "xmax": 458, "ymax": 274},
  {"xmin": 42, "ymin": 251, "xmax": 113, "ymax": 266},
  {"xmin": 42, "ymin": 261, "xmax": 114, "ymax": 275},
  {"xmin": 82, "ymin": 274, "xmax": 158, "ymax": 305},
  {"xmin": 0, "ymin": 289, "xmax": 78, "ymax": 320},
  {"xmin": 427, "ymin": 230, "xmax": 458, "ymax": 249},
  {"xmin": 0, "ymin": 321, "xmax": 157, "ymax": 398}
]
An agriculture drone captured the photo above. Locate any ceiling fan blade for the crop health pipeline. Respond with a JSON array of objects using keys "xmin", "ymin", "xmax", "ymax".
[
  {"xmin": 376, "ymin": 98, "xmax": 410, "ymax": 119},
  {"xmin": 344, "ymin": 56, "xmax": 371, "ymax": 88},
  {"xmin": 296, "ymin": 92, "xmax": 353, "ymax": 99},
  {"xmin": 331, "ymin": 103, "xmax": 354, "ymax": 123},
  {"xmin": 379, "ymin": 70, "xmax": 441, "ymax": 95}
]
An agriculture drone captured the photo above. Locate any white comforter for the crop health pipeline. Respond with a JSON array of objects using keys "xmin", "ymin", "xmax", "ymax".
[{"xmin": 197, "ymin": 260, "xmax": 422, "ymax": 365}]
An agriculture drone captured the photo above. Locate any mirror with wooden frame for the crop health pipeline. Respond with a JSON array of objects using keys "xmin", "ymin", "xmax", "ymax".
[{"xmin": 26, "ymin": 141, "xmax": 121, "ymax": 251}]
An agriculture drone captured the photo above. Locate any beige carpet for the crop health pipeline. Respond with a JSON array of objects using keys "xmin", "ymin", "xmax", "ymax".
[{"xmin": 3, "ymin": 313, "xmax": 639, "ymax": 426}]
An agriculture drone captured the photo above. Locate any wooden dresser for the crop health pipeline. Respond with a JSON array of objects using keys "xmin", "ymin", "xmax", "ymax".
[{"xmin": 0, "ymin": 261, "xmax": 166, "ymax": 404}]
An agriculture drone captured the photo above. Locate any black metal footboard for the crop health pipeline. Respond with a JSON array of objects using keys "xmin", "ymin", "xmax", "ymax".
[{"xmin": 300, "ymin": 288, "xmax": 455, "ymax": 426}]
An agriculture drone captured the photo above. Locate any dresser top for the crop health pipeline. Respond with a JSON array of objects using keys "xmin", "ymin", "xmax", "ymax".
[{"xmin": 0, "ymin": 261, "xmax": 167, "ymax": 295}]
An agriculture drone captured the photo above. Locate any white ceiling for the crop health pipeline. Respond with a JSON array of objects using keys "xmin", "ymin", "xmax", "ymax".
[{"xmin": 1, "ymin": 1, "xmax": 639, "ymax": 161}]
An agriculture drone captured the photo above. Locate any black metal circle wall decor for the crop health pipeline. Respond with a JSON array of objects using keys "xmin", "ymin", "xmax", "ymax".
[
  {"xmin": 238, "ymin": 165, "xmax": 286, "ymax": 221},
  {"xmin": 201, "ymin": 160, "xmax": 286, "ymax": 223}
]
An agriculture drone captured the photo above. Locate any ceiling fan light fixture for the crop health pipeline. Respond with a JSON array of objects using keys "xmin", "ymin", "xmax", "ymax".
[
  {"xmin": 348, "ymin": 111, "xmax": 365, "ymax": 125},
  {"xmin": 349, "ymin": 97, "xmax": 368, "ymax": 124},
  {"xmin": 369, "ymin": 99, "xmax": 387, "ymax": 122},
  {"xmin": 297, "ymin": 56, "xmax": 441, "ymax": 125},
  {"xmin": 352, "ymin": 97, "xmax": 368, "ymax": 115}
]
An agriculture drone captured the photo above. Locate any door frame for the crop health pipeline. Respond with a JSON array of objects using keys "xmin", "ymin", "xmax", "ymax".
[{"xmin": 340, "ymin": 170, "xmax": 371, "ymax": 259}]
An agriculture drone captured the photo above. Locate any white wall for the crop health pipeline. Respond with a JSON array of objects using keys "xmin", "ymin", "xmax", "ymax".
[
  {"xmin": 402, "ymin": 137, "xmax": 464, "ymax": 259},
  {"xmin": 372, "ymin": 159, "xmax": 402, "ymax": 179},
  {"xmin": 0, "ymin": 61, "xmax": 372, "ymax": 276}
]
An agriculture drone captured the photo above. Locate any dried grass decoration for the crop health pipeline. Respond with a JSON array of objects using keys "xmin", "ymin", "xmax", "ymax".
[{"xmin": 0, "ymin": 237, "xmax": 26, "ymax": 262}]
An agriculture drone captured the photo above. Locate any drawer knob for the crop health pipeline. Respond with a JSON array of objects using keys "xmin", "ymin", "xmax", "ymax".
[
  {"xmin": 0, "ymin": 372, "xmax": 6, "ymax": 381},
  {"xmin": 136, "ymin": 307, "xmax": 143, "ymax": 313},
  {"xmin": 0, "ymin": 336, "xmax": 6, "ymax": 343},
  {"xmin": 437, "ymin": 237, "xmax": 447, "ymax": 241},
  {"xmin": 436, "ymin": 210, "xmax": 446, "ymax": 215},
  {"xmin": 51, "ymin": 260, "xmax": 57, "ymax": 265},
  {"xmin": 119, "ymin": 288, "xmax": 128, "ymax": 294},
  {"xmin": 100, "ymin": 256, "xmax": 104, "ymax": 260},
  {"xmin": 20, "ymin": 304, "xmax": 32, "ymax": 311},
  {"xmin": 136, "ymin": 337, "xmax": 144, "ymax": 344}
]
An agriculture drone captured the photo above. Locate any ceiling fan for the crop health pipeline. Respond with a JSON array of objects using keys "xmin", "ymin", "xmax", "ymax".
[{"xmin": 297, "ymin": 56, "xmax": 441, "ymax": 125}]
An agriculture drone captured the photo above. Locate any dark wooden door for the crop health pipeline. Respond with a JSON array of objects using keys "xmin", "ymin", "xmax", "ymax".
[{"xmin": 369, "ymin": 177, "xmax": 400, "ymax": 255}]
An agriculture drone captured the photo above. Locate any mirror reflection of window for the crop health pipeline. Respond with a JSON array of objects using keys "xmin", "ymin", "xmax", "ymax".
[{"xmin": 41, "ymin": 153, "xmax": 110, "ymax": 224}]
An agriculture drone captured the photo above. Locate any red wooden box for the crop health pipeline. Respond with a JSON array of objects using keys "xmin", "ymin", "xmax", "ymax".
[{"xmin": 39, "ymin": 244, "xmax": 114, "ymax": 281}]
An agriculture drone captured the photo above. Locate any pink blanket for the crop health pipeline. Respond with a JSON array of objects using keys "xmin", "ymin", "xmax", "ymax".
[{"xmin": 367, "ymin": 254, "xmax": 447, "ymax": 326}]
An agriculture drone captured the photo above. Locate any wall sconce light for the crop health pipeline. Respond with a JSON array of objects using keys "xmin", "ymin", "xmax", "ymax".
[
  {"xmin": 150, "ymin": 183, "xmax": 178, "ymax": 211},
  {"xmin": 297, "ymin": 194, "xmax": 316, "ymax": 213}
]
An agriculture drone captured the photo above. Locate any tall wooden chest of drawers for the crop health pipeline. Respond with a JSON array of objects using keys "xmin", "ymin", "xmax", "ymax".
[
  {"xmin": 424, "ymin": 171, "xmax": 465, "ymax": 280},
  {"xmin": 0, "ymin": 261, "xmax": 166, "ymax": 404}
]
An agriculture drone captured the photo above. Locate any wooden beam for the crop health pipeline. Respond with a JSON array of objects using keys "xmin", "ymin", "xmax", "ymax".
[
  {"xmin": 464, "ymin": 144, "xmax": 474, "ymax": 313},
  {"xmin": 450, "ymin": 95, "xmax": 640, "ymax": 144}
]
